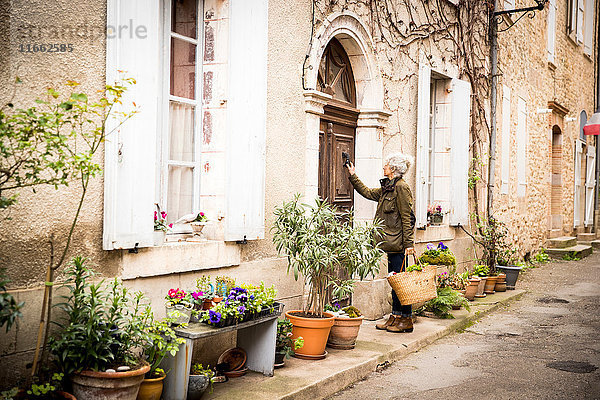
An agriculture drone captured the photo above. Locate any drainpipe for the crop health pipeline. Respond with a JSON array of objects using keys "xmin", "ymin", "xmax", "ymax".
[{"xmin": 488, "ymin": 0, "xmax": 499, "ymax": 219}]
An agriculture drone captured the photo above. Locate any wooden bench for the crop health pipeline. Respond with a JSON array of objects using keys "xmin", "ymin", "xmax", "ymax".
[{"xmin": 161, "ymin": 310, "xmax": 282, "ymax": 400}]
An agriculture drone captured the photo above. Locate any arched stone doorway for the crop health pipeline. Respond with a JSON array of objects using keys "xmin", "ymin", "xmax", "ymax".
[
  {"xmin": 303, "ymin": 11, "xmax": 390, "ymax": 224},
  {"xmin": 317, "ymin": 38, "xmax": 357, "ymax": 211}
]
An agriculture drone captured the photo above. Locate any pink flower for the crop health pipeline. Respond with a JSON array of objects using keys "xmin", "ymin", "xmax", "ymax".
[
  {"xmin": 161, "ymin": 211, "xmax": 167, "ymax": 218},
  {"xmin": 168, "ymin": 223, "xmax": 173, "ymax": 228},
  {"xmin": 200, "ymin": 212, "xmax": 204, "ymax": 216},
  {"xmin": 154, "ymin": 211, "xmax": 158, "ymax": 221}
]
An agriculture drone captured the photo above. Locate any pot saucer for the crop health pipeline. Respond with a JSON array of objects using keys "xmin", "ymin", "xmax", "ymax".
[{"xmin": 293, "ymin": 351, "xmax": 328, "ymax": 360}]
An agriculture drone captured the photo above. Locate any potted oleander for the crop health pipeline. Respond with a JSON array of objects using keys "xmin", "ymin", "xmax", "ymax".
[
  {"xmin": 49, "ymin": 257, "xmax": 151, "ymax": 400},
  {"xmin": 272, "ymin": 196, "xmax": 384, "ymax": 359}
]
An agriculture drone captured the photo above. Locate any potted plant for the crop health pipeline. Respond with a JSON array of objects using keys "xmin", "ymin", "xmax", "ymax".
[
  {"xmin": 272, "ymin": 196, "xmax": 384, "ymax": 359},
  {"xmin": 427, "ymin": 203, "xmax": 444, "ymax": 225},
  {"xmin": 194, "ymin": 276, "xmax": 215, "ymax": 309},
  {"xmin": 419, "ymin": 241, "xmax": 457, "ymax": 276},
  {"xmin": 190, "ymin": 211, "xmax": 208, "ymax": 238},
  {"xmin": 275, "ymin": 319, "xmax": 304, "ymax": 367},
  {"xmin": 326, "ymin": 305, "xmax": 364, "ymax": 349},
  {"xmin": 496, "ymin": 243, "xmax": 522, "ymax": 290},
  {"xmin": 471, "ymin": 264, "xmax": 489, "ymax": 298},
  {"xmin": 137, "ymin": 317, "xmax": 185, "ymax": 400},
  {"xmin": 187, "ymin": 364, "xmax": 214, "ymax": 400},
  {"xmin": 153, "ymin": 209, "xmax": 171, "ymax": 246},
  {"xmin": 49, "ymin": 257, "xmax": 151, "ymax": 400},
  {"xmin": 165, "ymin": 288, "xmax": 193, "ymax": 325},
  {"xmin": 417, "ymin": 287, "xmax": 470, "ymax": 318}
]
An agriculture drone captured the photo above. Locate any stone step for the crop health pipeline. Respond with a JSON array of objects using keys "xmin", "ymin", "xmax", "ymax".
[
  {"xmin": 548, "ymin": 229, "xmax": 563, "ymax": 239},
  {"xmin": 545, "ymin": 244, "xmax": 593, "ymax": 260},
  {"xmin": 591, "ymin": 240, "xmax": 600, "ymax": 250},
  {"xmin": 546, "ymin": 236, "xmax": 578, "ymax": 249},
  {"xmin": 577, "ymin": 232, "xmax": 597, "ymax": 241}
]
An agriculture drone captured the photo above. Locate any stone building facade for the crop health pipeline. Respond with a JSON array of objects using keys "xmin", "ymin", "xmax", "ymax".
[{"xmin": 0, "ymin": 0, "xmax": 596, "ymax": 387}]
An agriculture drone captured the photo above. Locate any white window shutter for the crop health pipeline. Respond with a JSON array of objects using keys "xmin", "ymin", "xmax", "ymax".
[
  {"xmin": 574, "ymin": 140, "xmax": 583, "ymax": 226},
  {"xmin": 516, "ymin": 98, "xmax": 528, "ymax": 197},
  {"xmin": 415, "ymin": 64, "xmax": 431, "ymax": 229},
  {"xmin": 225, "ymin": 0, "xmax": 268, "ymax": 241},
  {"xmin": 501, "ymin": 85, "xmax": 511, "ymax": 194},
  {"xmin": 103, "ymin": 0, "xmax": 160, "ymax": 250},
  {"xmin": 547, "ymin": 0, "xmax": 556, "ymax": 63},
  {"xmin": 584, "ymin": 145, "xmax": 596, "ymax": 226},
  {"xmin": 583, "ymin": 0, "xmax": 594, "ymax": 55},
  {"xmin": 448, "ymin": 78, "xmax": 470, "ymax": 226},
  {"xmin": 504, "ymin": 0, "xmax": 515, "ymax": 10},
  {"xmin": 576, "ymin": 0, "xmax": 584, "ymax": 43}
]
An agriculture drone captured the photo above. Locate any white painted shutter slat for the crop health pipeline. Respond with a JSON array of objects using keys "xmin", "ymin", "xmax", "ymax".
[
  {"xmin": 516, "ymin": 98, "xmax": 527, "ymax": 198},
  {"xmin": 225, "ymin": 0, "xmax": 268, "ymax": 241},
  {"xmin": 547, "ymin": 0, "xmax": 556, "ymax": 63},
  {"xmin": 576, "ymin": 0, "xmax": 584, "ymax": 43},
  {"xmin": 449, "ymin": 78, "xmax": 471, "ymax": 226},
  {"xmin": 501, "ymin": 85, "xmax": 511, "ymax": 194},
  {"xmin": 415, "ymin": 64, "xmax": 431, "ymax": 229},
  {"xmin": 103, "ymin": 0, "xmax": 160, "ymax": 250},
  {"xmin": 583, "ymin": 0, "xmax": 594, "ymax": 55},
  {"xmin": 574, "ymin": 140, "xmax": 583, "ymax": 227},
  {"xmin": 584, "ymin": 145, "xmax": 595, "ymax": 226}
]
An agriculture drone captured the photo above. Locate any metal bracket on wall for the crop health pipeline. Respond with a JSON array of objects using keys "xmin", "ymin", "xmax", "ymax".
[{"xmin": 494, "ymin": 0, "xmax": 548, "ymax": 33}]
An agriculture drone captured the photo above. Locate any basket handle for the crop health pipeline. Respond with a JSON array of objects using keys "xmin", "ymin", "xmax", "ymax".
[{"xmin": 401, "ymin": 250, "xmax": 421, "ymax": 272}]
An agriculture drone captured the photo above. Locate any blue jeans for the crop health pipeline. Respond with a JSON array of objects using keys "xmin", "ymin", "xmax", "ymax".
[{"xmin": 388, "ymin": 252, "xmax": 412, "ymax": 317}]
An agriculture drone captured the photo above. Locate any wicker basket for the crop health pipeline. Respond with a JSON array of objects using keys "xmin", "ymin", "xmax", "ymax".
[{"xmin": 387, "ymin": 264, "xmax": 437, "ymax": 305}]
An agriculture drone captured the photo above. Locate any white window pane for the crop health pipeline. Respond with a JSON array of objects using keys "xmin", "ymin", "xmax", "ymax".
[
  {"xmin": 168, "ymin": 165, "xmax": 194, "ymax": 222},
  {"xmin": 169, "ymin": 102, "xmax": 195, "ymax": 162}
]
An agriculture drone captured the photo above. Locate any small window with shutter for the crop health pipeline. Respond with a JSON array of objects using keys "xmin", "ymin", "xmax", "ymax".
[{"xmin": 415, "ymin": 65, "xmax": 470, "ymax": 228}]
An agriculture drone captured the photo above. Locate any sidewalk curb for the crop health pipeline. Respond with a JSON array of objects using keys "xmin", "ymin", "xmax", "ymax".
[{"xmin": 281, "ymin": 290, "xmax": 526, "ymax": 400}]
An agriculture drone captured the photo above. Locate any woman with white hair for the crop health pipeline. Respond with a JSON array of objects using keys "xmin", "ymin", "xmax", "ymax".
[{"xmin": 345, "ymin": 152, "xmax": 416, "ymax": 333}]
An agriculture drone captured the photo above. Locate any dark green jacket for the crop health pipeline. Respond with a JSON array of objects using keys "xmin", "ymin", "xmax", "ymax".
[{"xmin": 349, "ymin": 173, "xmax": 415, "ymax": 253}]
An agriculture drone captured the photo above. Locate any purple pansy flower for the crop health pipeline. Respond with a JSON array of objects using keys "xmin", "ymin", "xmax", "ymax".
[
  {"xmin": 426, "ymin": 243, "xmax": 435, "ymax": 250},
  {"xmin": 238, "ymin": 305, "xmax": 246, "ymax": 314},
  {"xmin": 209, "ymin": 310, "xmax": 222, "ymax": 324},
  {"xmin": 438, "ymin": 242, "xmax": 448, "ymax": 250}
]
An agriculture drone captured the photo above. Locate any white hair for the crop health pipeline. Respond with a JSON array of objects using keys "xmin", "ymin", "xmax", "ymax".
[{"xmin": 384, "ymin": 152, "xmax": 413, "ymax": 178}]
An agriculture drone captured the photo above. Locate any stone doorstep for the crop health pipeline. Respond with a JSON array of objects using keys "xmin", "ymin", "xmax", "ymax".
[
  {"xmin": 545, "ymin": 244, "xmax": 593, "ymax": 259},
  {"xmin": 546, "ymin": 236, "xmax": 578, "ymax": 249},
  {"xmin": 206, "ymin": 290, "xmax": 525, "ymax": 400},
  {"xmin": 576, "ymin": 233, "xmax": 597, "ymax": 242},
  {"xmin": 591, "ymin": 240, "xmax": 600, "ymax": 250}
]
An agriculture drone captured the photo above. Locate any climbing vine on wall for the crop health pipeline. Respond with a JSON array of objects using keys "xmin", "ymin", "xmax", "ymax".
[{"xmin": 308, "ymin": 0, "xmax": 493, "ymax": 224}]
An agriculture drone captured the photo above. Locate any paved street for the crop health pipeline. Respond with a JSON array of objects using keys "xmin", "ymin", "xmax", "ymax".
[{"xmin": 329, "ymin": 253, "xmax": 600, "ymax": 400}]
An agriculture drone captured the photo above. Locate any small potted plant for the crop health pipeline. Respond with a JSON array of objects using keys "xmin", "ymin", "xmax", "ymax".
[
  {"xmin": 417, "ymin": 286, "xmax": 470, "ymax": 318},
  {"xmin": 471, "ymin": 264, "xmax": 489, "ymax": 298},
  {"xmin": 272, "ymin": 195, "xmax": 384, "ymax": 359},
  {"xmin": 153, "ymin": 209, "xmax": 172, "ymax": 246},
  {"xmin": 326, "ymin": 304, "xmax": 364, "ymax": 350},
  {"xmin": 138, "ymin": 317, "xmax": 185, "ymax": 400},
  {"xmin": 275, "ymin": 318, "xmax": 304, "ymax": 367},
  {"xmin": 427, "ymin": 203, "xmax": 444, "ymax": 225},
  {"xmin": 165, "ymin": 288, "xmax": 193, "ymax": 325},
  {"xmin": 419, "ymin": 242, "xmax": 457, "ymax": 277},
  {"xmin": 190, "ymin": 211, "xmax": 208, "ymax": 238},
  {"xmin": 188, "ymin": 364, "xmax": 215, "ymax": 400},
  {"xmin": 194, "ymin": 276, "xmax": 215, "ymax": 309}
]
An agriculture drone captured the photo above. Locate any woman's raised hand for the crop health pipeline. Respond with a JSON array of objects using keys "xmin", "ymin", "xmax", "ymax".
[{"xmin": 345, "ymin": 161, "xmax": 355, "ymax": 175}]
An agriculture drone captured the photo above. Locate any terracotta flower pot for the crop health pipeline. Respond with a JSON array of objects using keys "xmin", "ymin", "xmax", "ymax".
[
  {"xmin": 484, "ymin": 276, "xmax": 498, "ymax": 294},
  {"xmin": 327, "ymin": 316, "xmax": 364, "ymax": 350},
  {"xmin": 464, "ymin": 278, "xmax": 480, "ymax": 301},
  {"xmin": 137, "ymin": 371, "xmax": 166, "ymax": 400},
  {"xmin": 285, "ymin": 310, "xmax": 335, "ymax": 359},
  {"xmin": 71, "ymin": 362, "xmax": 150, "ymax": 400},
  {"xmin": 495, "ymin": 273, "xmax": 507, "ymax": 292},
  {"xmin": 475, "ymin": 277, "xmax": 487, "ymax": 298}
]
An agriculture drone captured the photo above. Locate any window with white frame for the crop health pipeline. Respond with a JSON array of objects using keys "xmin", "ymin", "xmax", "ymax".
[
  {"xmin": 162, "ymin": 0, "xmax": 203, "ymax": 228},
  {"xmin": 567, "ymin": 0, "xmax": 590, "ymax": 44},
  {"xmin": 583, "ymin": 0, "xmax": 595, "ymax": 55},
  {"xmin": 516, "ymin": 97, "xmax": 527, "ymax": 197},
  {"xmin": 415, "ymin": 65, "xmax": 470, "ymax": 229},
  {"xmin": 103, "ymin": 0, "xmax": 268, "ymax": 250}
]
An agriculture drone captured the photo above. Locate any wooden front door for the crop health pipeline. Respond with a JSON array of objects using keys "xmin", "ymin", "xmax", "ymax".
[{"xmin": 319, "ymin": 106, "xmax": 357, "ymax": 211}]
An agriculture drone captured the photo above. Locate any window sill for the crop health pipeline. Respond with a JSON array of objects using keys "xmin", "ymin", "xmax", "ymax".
[
  {"xmin": 415, "ymin": 224, "xmax": 456, "ymax": 244},
  {"xmin": 121, "ymin": 239, "xmax": 241, "ymax": 280}
]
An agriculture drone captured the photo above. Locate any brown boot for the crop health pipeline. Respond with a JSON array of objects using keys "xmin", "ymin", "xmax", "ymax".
[
  {"xmin": 376, "ymin": 315, "xmax": 397, "ymax": 330},
  {"xmin": 387, "ymin": 316, "xmax": 414, "ymax": 333}
]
